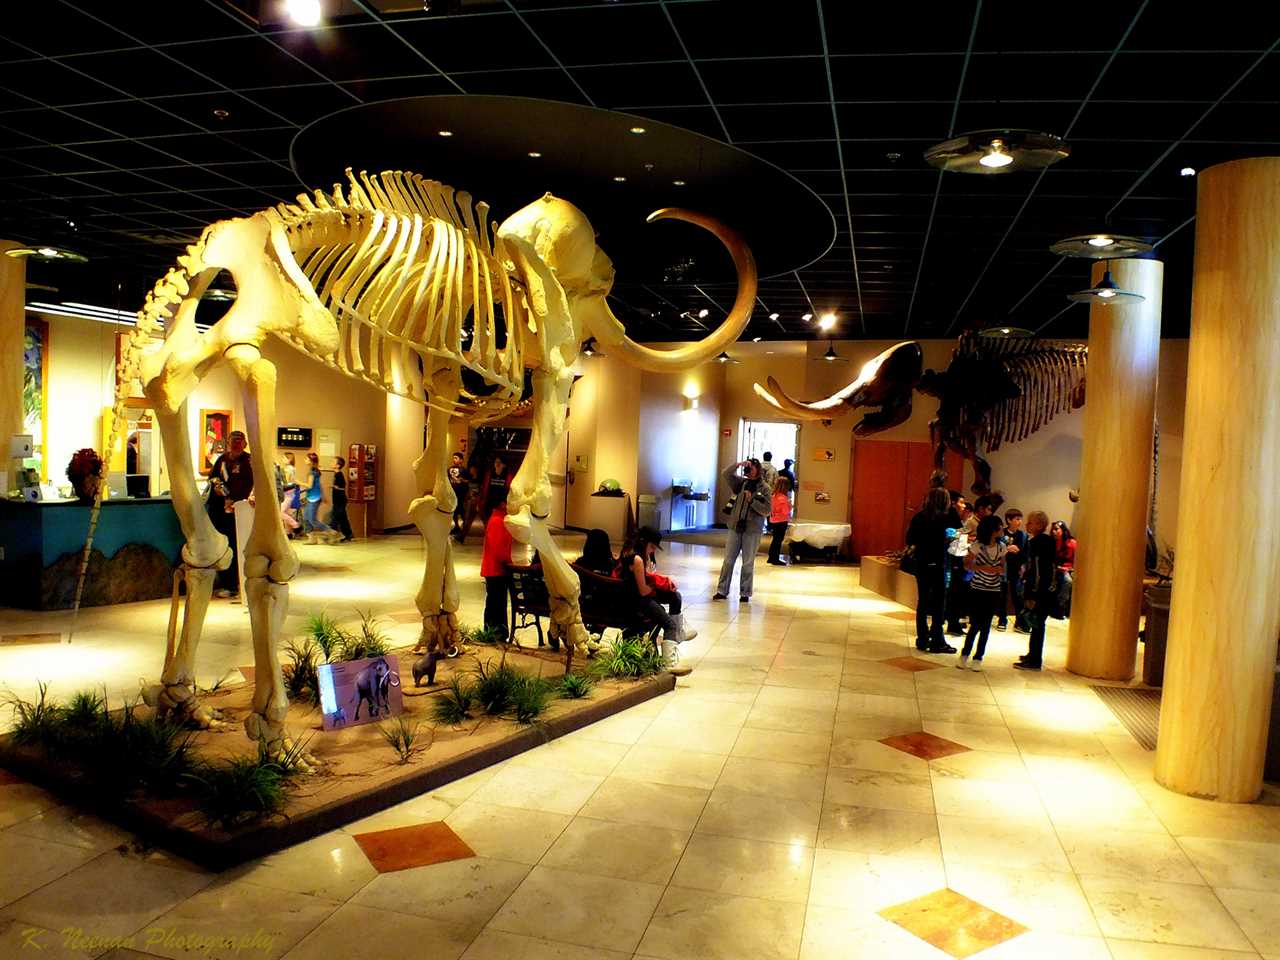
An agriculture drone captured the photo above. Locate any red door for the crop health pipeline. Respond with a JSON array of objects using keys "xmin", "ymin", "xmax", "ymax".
[{"xmin": 850, "ymin": 440, "xmax": 964, "ymax": 559}]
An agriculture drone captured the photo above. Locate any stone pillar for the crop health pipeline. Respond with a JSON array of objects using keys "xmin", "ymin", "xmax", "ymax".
[
  {"xmin": 1155, "ymin": 158, "xmax": 1280, "ymax": 802},
  {"xmin": 1066, "ymin": 258, "xmax": 1162, "ymax": 680},
  {"xmin": 0, "ymin": 241, "xmax": 26, "ymax": 479}
]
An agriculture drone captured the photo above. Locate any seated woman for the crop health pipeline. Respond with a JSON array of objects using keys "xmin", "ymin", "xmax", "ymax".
[
  {"xmin": 618, "ymin": 526, "xmax": 696, "ymax": 675},
  {"xmin": 575, "ymin": 528, "xmax": 616, "ymax": 576},
  {"xmin": 1051, "ymin": 520, "xmax": 1077, "ymax": 618}
]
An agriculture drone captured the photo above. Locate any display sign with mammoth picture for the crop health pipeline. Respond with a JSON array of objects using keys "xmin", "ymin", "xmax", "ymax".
[{"xmin": 318, "ymin": 654, "xmax": 403, "ymax": 731}]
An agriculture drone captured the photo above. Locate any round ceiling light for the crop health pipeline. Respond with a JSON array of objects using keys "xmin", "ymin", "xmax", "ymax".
[
  {"xmin": 979, "ymin": 325, "xmax": 1035, "ymax": 339},
  {"xmin": 1067, "ymin": 268, "xmax": 1145, "ymax": 305},
  {"xmin": 629, "ymin": 126, "xmax": 646, "ymax": 135},
  {"xmin": 5, "ymin": 245, "xmax": 88, "ymax": 262},
  {"xmin": 818, "ymin": 312, "xmax": 837, "ymax": 331},
  {"xmin": 925, "ymin": 129, "xmax": 1070, "ymax": 175},
  {"xmin": 1049, "ymin": 233, "xmax": 1153, "ymax": 258},
  {"xmin": 202, "ymin": 287, "xmax": 238, "ymax": 302}
]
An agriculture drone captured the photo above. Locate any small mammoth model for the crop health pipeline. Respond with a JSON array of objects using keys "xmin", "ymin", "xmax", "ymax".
[
  {"xmin": 754, "ymin": 330, "xmax": 1087, "ymax": 494},
  {"xmin": 412, "ymin": 652, "xmax": 439, "ymax": 687},
  {"xmin": 350, "ymin": 657, "xmax": 397, "ymax": 720}
]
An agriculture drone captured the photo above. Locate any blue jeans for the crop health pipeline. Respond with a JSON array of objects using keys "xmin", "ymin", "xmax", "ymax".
[
  {"xmin": 303, "ymin": 498, "xmax": 332, "ymax": 534},
  {"xmin": 717, "ymin": 526, "xmax": 764, "ymax": 597}
]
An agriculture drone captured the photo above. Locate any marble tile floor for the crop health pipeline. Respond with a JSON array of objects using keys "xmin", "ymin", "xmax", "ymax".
[{"xmin": 2, "ymin": 533, "xmax": 1280, "ymax": 958}]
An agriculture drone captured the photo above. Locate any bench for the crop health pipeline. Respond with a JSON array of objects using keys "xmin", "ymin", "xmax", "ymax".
[{"xmin": 505, "ymin": 562, "xmax": 660, "ymax": 650}]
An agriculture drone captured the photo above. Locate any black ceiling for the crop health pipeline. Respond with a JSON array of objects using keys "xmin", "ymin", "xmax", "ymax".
[{"xmin": 2, "ymin": 0, "xmax": 1278, "ymax": 342}]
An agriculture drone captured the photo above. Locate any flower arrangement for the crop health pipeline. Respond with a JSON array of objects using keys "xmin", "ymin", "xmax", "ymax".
[{"xmin": 66, "ymin": 448, "xmax": 104, "ymax": 501}]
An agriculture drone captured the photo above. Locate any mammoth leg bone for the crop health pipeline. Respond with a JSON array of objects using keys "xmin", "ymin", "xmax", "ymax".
[
  {"xmin": 225, "ymin": 345, "xmax": 311, "ymax": 766},
  {"xmin": 412, "ymin": 365, "xmax": 463, "ymax": 658},
  {"xmin": 506, "ymin": 365, "xmax": 587, "ymax": 672},
  {"xmin": 141, "ymin": 396, "xmax": 231, "ymax": 729}
]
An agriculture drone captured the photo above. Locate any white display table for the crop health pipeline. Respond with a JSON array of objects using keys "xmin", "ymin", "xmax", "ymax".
[{"xmin": 783, "ymin": 520, "xmax": 852, "ymax": 550}]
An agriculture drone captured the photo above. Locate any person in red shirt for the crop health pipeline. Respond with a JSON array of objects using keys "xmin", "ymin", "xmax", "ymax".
[
  {"xmin": 480, "ymin": 503, "xmax": 514, "ymax": 640},
  {"xmin": 766, "ymin": 475, "xmax": 793, "ymax": 565}
]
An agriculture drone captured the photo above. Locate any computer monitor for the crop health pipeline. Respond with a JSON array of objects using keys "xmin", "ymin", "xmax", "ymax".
[
  {"xmin": 126, "ymin": 474, "xmax": 151, "ymax": 498},
  {"xmin": 107, "ymin": 472, "xmax": 129, "ymax": 500}
]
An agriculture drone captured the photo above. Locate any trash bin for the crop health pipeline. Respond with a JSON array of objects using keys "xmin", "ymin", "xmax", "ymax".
[
  {"xmin": 637, "ymin": 494, "xmax": 659, "ymax": 531},
  {"xmin": 1142, "ymin": 583, "xmax": 1172, "ymax": 687}
]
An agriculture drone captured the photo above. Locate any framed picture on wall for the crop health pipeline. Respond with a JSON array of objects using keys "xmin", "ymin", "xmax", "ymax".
[
  {"xmin": 22, "ymin": 318, "xmax": 49, "ymax": 481},
  {"xmin": 115, "ymin": 330, "xmax": 164, "ymax": 402},
  {"xmin": 199, "ymin": 409, "xmax": 232, "ymax": 472}
]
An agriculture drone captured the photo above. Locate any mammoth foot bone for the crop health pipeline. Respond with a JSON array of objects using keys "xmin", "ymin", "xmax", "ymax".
[
  {"xmin": 142, "ymin": 681, "xmax": 226, "ymax": 730},
  {"xmin": 243, "ymin": 714, "xmax": 318, "ymax": 773},
  {"xmin": 414, "ymin": 610, "xmax": 463, "ymax": 657}
]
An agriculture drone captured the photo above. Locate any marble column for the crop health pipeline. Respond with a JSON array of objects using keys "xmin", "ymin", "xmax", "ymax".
[
  {"xmin": 1066, "ymin": 258, "xmax": 1162, "ymax": 680},
  {"xmin": 1155, "ymin": 157, "xmax": 1280, "ymax": 802}
]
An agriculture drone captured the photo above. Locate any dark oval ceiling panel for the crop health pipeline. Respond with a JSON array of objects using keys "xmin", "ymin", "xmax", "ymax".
[{"xmin": 290, "ymin": 95, "xmax": 836, "ymax": 286}]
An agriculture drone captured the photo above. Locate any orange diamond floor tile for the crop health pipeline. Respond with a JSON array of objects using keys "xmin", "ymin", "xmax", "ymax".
[
  {"xmin": 881, "ymin": 656, "xmax": 944, "ymax": 672},
  {"xmin": 880, "ymin": 888, "xmax": 1028, "ymax": 958},
  {"xmin": 353, "ymin": 821, "xmax": 476, "ymax": 873},
  {"xmin": 880, "ymin": 731, "xmax": 971, "ymax": 761}
]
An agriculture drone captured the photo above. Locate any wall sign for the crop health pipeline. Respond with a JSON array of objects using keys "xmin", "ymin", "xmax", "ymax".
[
  {"xmin": 318, "ymin": 654, "xmax": 403, "ymax": 730},
  {"xmin": 812, "ymin": 447, "xmax": 836, "ymax": 462},
  {"xmin": 721, "ymin": 428, "xmax": 732, "ymax": 437},
  {"xmin": 277, "ymin": 426, "xmax": 313, "ymax": 449}
]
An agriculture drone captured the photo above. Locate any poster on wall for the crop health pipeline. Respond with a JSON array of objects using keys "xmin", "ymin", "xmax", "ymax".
[
  {"xmin": 199, "ymin": 409, "xmax": 232, "ymax": 472},
  {"xmin": 318, "ymin": 654, "xmax": 403, "ymax": 731},
  {"xmin": 22, "ymin": 318, "xmax": 48, "ymax": 481},
  {"xmin": 812, "ymin": 447, "xmax": 835, "ymax": 462}
]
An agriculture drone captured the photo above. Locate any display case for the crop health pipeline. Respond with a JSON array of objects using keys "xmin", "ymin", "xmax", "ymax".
[{"xmin": 347, "ymin": 443, "xmax": 377, "ymax": 502}]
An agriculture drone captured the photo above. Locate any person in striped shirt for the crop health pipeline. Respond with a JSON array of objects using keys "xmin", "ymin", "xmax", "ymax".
[{"xmin": 958, "ymin": 514, "xmax": 1007, "ymax": 671}]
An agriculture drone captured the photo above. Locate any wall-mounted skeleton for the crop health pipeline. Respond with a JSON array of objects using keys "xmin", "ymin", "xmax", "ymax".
[
  {"xmin": 754, "ymin": 331, "xmax": 1087, "ymax": 493},
  {"xmin": 81, "ymin": 168, "xmax": 756, "ymax": 756}
]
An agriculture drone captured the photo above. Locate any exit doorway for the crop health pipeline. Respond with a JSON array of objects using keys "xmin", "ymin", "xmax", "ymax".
[{"xmin": 738, "ymin": 420, "xmax": 798, "ymax": 474}]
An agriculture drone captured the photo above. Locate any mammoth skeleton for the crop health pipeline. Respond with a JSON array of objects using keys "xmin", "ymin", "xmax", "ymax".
[
  {"xmin": 79, "ymin": 168, "xmax": 756, "ymax": 756},
  {"xmin": 754, "ymin": 331, "xmax": 1087, "ymax": 493}
]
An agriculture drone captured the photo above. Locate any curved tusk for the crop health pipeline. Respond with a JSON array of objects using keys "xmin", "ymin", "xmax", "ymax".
[
  {"xmin": 585, "ymin": 208, "xmax": 756, "ymax": 372},
  {"xmin": 753, "ymin": 377, "xmax": 840, "ymax": 420}
]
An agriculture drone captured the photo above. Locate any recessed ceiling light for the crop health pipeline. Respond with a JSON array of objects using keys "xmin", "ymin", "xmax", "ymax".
[
  {"xmin": 629, "ymin": 126, "xmax": 646, "ymax": 135},
  {"xmin": 285, "ymin": 0, "xmax": 322, "ymax": 27},
  {"xmin": 697, "ymin": 308, "xmax": 709, "ymax": 318},
  {"xmin": 672, "ymin": 179, "xmax": 686, "ymax": 186},
  {"xmin": 1180, "ymin": 166, "xmax": 1196, "ymax": 177},
  {"xmin": 768, "ymin": 312, "xmax": 779, "ymax": 321},
  {"xmin": 527, "ymin": 151, "xmax": 542, "ymax": 158},
  {"xmin": 613, "ymin": 175, "xmax": 626, "ymax": 182},
  {"xmin": 818, "ymin": 312, "xmax": 837, "ymax": 331},
  {"xmin": 802, "ymin": 312, "xmax": 813, "ymax": 322},
  {"xmin": 438, "ymin": 130, "xmax": 453, "ymax": 137}
]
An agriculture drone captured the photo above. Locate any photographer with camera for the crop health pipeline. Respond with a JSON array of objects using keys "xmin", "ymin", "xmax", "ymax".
[{"xmin": 713, "ymin": 458, "xmax": 772, "ymax": 603}]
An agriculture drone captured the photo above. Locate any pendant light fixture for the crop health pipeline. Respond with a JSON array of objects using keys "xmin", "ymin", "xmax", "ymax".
[
  {"xmin": 1067, "ymin": 267, "xmax": 1144, "ymax": 305},
  {"xmin": 1049, "ymin": 233, "xmax": 1153, "ymax": 258},
  {"xmin": 715, "ymin": 351, "xmax": 739, "ymax": 364},
  {"xmin": 821, "ymin": 341, "xmax": 846, "ymax": 362},
  {"xmin": 581, "ymin": 336, "xmax": 603, "ymax": 357},
  {"xmin": 4, "ymin": 245, "xmax": 88, "ymax": 263},
  {"xmin": 925, "ymin": 129, "xmax": 1069, "ymax": 175},
  {"xmin": 978, "ymin": 326, "xmax": 1035, "ymax": 339}
]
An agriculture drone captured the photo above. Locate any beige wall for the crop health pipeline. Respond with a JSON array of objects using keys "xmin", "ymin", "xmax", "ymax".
[
  {"xmin": 39, "ymin": 312, "xmax": 1191, "ymax": 553},
  {"xmin": 42, "ymin": 313, "xmax": 392, "ymax": 528}
]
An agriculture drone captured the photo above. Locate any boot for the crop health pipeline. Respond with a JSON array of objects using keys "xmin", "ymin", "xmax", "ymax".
[
  {"xmin": 675, "ymin": 613, "xmax": 698, "ymax": 643},
  {"xmin": 662, "ymin": 635, "xmax": 692, "ymax": 676}
]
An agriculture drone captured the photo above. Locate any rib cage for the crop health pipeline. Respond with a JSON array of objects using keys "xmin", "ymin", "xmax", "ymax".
[
  {"xmin": 956, "ymin": 331, "xmax": 1088, "ymax": 452},
  {"xmin": 269, "ymin": 168, "xmax": 524, "ymax": 415}
]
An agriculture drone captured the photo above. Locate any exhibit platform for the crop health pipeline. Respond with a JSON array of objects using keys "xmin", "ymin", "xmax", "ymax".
[
  {"xmin": 858, "ymin": 555, "xmax": 918, "ymax": 608},
  {"xmin": 0, "ymin": 641, "xmax": 675, "ymax": 870},
  {"xmin": 0, "ymin": 497, "xmax": 182, "ymax": 610}
]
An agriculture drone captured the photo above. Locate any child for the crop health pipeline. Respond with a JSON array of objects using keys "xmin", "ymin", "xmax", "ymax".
[
  {"xmin": 329, "ymin": 456, "xmax": 354, "ymax": 542},
  {"xmin": 767, "ymin": 475, "xmax": 793, "ymax": 565},
  {"xmin": 997, "ymin": 508, "xmax": 1026, "ymax": 631},
  {"xmin": 618, "ymin": 526, "xmax": 696, "ymax": 674},
  {"xmin": 480, "ymin": 503, "xmax": 513, "ymax": 641},
  {"xmin": 959, "ymin": 514, "xmax": 1007, "ymax": 671},
  {"xmin": 576, "ymin": 528, "xmax": 615, "ymax": 576}
]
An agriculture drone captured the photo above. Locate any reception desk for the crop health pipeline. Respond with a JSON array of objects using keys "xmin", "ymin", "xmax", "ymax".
[{"xmin": 0, "ymin": 497, "xmax": 184, "ymax": 610}]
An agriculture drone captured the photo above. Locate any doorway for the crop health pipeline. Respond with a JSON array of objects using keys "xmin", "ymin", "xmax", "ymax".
[{"xmin": 738, "ymin": 420, "xmax": 798, "ymax": 473}]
